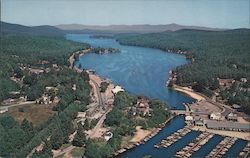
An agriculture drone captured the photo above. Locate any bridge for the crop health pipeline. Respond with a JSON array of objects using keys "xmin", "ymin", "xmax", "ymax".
[{"xmin": 171, "ymin": 110, "xmax": 210, "ymax": 116}]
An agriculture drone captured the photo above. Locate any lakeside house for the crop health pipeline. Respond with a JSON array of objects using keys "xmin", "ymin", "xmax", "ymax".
[
  {"xmin": 129, "ymin": 98, "xmax": 152, "ymax": 117},
  {"xmin": 111, "ymin": 86, "xmax": 125, "ymax": 95},
  {"xmin": 104, "ymin": 131, "xmax": 113, "ymax": 141},
  {"xmin": 210, "ymin": 112, "xmax": 222, "ymax": 121},
  {"xmin": 226, "ymin": 112, "xmax": 238, "ymax": 121},
  {"xmin": 185, "ymin": 115, "xmax": 194, "ymax": 121}
]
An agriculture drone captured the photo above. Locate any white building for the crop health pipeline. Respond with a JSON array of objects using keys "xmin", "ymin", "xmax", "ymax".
[
  {"xmin": 111, "ymin": 86, "xmax": 125, "ymax": 95},
  {"xmin": 104, "ymin": 131, "xmax": 113, "ymax": 141},
  {"xmin": 185, "ymin": 115, "xmax": 193, "ymax": 121},
  {"xmin": 0, "ymin": 108, "xmax": 8, "ymax": 114},
  {"xmin": 210, "ymin": 112, "xmax": 222, "ymax": 120}
]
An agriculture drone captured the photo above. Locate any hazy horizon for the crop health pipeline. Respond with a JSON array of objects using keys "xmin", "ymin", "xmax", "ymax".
[{"xmin": 2, "ymin": 0, "xmax": 250, "ymax": 29}]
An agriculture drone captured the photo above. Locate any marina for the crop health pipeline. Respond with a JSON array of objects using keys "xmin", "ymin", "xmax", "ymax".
[
  {"xmin": 238, "ymin": 142, "xmax": 250, "ymax": 158},
  {"xmin": 175, "ymin": 132, "xmax": 214, "ymax": 158},
  {"xmin": 205, "ymin": 137, "xmax": 237, "ymax": 158},
  {"xmin": 154, "ymin": 127, "xmax": 191, "ymax": 148}
]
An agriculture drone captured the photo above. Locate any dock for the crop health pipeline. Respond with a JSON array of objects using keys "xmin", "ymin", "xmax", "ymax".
[
  {"xmin": 238, "ymin": 142, "xmax": 250, "ymax": 158},
  {"xmin": 154, "ymin": 127, "xmax": 191, "ymax": 148},
  {"xmin": 175, "ymin": 132, "xmax": 214, "ymax": 158},
  {"xmin": 205, "ymin": 137, "xmax": 237, "ymax": 158}
]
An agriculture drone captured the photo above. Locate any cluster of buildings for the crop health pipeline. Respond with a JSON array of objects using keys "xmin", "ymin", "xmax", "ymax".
[
  {"xmin": 129, "ymin": 98, "xmax": 152, "ymax": 117},
  {"xmin": 36, "ymin": 86, "xmax": 59, "ymax": 104},
  {"xmin": 185, "ymin": 111, "xmax": 249, "ymax": 132}
]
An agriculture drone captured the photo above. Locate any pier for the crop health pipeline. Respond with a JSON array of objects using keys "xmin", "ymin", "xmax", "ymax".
[
  {"xmin": 205, "ymin": 137, "xmax": 237, "ymax": 158},
  {"xmin": 175, "ymin": 132, "xmax": 214, "ymax": 158},
  {"xmin": 154, "ymin": 127, "xmax": 191, "ymax": 148},
  {"xmin": 238, "ymin": 142, "xmax": 250, "ymax": 158}
]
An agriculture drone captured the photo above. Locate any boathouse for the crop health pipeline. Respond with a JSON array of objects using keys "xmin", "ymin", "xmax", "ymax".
[{"xmin": 205, "ymin": 120, "xmax": 250, "ymax": 132}]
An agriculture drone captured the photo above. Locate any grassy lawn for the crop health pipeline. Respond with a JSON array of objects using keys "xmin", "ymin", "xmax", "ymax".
[
  {"xmin": 8, "ymin": 103, "xmax": 57, "ymax": 126},
  {"xmin": 120, "ymin": 135, "xmax": 133, "ymax": 148}
]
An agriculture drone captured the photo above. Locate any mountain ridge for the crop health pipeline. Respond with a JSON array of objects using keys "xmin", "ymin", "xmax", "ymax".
[{"xmin": 55, "ymin": 23, "xmax": 228, "ymax": 33}]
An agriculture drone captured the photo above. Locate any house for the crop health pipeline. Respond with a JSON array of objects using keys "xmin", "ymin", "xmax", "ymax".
[
  {"xmin": 104, "ymin": 131, "xmax": 113, "ymax": 141},
  {"xmin": 232, "ymin": 104, "xmax": 241, "ymax": 109},
  {"xmin": 194, "ymin": 119, "xmax": 204, "ymax": 126},
  {"xmin": 72, "ymin": 84, "xmax": 77, "ymax": 91},
  {"xmin": 210, "ymin": 112, "xmax": 222, "ymax": 120},
  {"xmin": 135, "ymin": 98, "xmax": 152, "ymax": 116},
  {"xmin": 29, "ymin": 68, "xmax": 44, "ymax": 74},
  {"xmin": 226, "ymin": 112, "xmax": 238, "ymax": 121},
  {"xmin": 111, "ymin": 86, "xmax": 125, "ymax": 95},
  {"xmin": 240, "ymin": 78, "xmax": 247, "ymax": 83},
  {"xmin": 185, "ymin": 115, "xmax": 193, "ymax": 121},
  {"xmin": 0, "ymin": 108, "xmax": 8, "ymax": 114},
  {"xmin": 218, "ymin": 78, "xmax": 235, "ymax": 87},
  {"xmin": 45, "ymin": 86, "xmax": 58, "ymax": 92},
  {"xmin": 77, "ymin": 112, "xmax": 86, "ymax": 125},
  {"xmin": 53, "ymin": 96, "xmax": 60, "ymax": 104},
  {"xmin": 36, "ymin": 94, "xmax": 51, "ymax": 104}
]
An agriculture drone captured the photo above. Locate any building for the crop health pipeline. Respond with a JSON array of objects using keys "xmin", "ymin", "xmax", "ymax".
[
  {"xmin": 104, "ymin": 131, "xmax": 113, "ymax": 141},
  {"xmin": 210, "ymin": 112, "xmax": 222, "ymax": 120},
  {"xmin": 194, "ymin": 119, "xmax": 204, "ymax": 126},
  {"xmin": 226, "ymin": 112, "xmax": 238, "ymax": 121},
  {"xmin": 111, "ymin": 86, "xmax": 125, "ymax": 95},
  {"xmin": 77, "ymin": 112, "xmax": 86, "ymax": 125},
  {"xmin": 0, "ymin": 108, "xmax": 8, "ymax": 114},
  {"xmin": 185, "ymin": 115, "xmax": 193, "ymax": 121},
  {"xmin": 205, "ymin": 120, "xmax": 250, "ymax": 132},
  {"xmin": 240, "ymin": 78, "xmax": 247, "ymax": 83},
  {"xmin": 218, "ymin": 78, "xmax": 235, "ymax": 87},
  {"xmin": 29, "ymin": 68, "xmax": 44, "ymax": 74}
]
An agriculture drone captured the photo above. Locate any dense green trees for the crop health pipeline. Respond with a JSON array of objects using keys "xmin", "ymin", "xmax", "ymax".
[
  {"xmin": 100, "ymin": 81, "xmax": 109, "ymax": 92},
  {"xmin": 0, "ymin": 35, "xmax": 90, "ymax": 102},
  {"xmin": 0, "ymin": 34, "xmax": 92, "ymax": 157},
  {"xmin": 72, "ymin": 125, "xmax": 86, "ymax": 147}
]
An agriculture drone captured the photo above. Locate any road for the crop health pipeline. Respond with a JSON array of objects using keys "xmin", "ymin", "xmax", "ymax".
[
  {"xmin": 89, "ymin": 78, "xmax": 104, "ymax": 106},
  {"xmin": 53, "ymin": 145, "xmax": 75, "ymax": 158},
  {"xmin": 0, "ymin": 101, "xmax": 36, "ymax": 110}
]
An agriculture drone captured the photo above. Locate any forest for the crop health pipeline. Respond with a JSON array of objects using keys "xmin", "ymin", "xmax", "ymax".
[
  {"xmin": 116, "ymin": 29, "xmax": 250, "ymax": 113},
  {"xmin": 0, "ymin": 36, "xmax": 90, "ymax": 102},
  {"xmin": 0, "ymin": 34, "xmax": 92, "ymax": 157}
]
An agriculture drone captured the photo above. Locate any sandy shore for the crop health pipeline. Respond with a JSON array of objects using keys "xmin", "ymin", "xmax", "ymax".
[
  {"xmin": 191, "ymin": 126, "xmax": 250, "ymax": 141},
  {"xmin": 172, "ymin": 85, "xmax": 205, "ymax": 101},
  {"xmin": 130, "ymin": 126, "xmax": 153, "ymax": 143}
]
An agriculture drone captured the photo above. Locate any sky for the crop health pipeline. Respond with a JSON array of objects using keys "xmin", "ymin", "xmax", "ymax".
[{"xmin": 1, "ymin": 0, "xmax": 249, "ymax": 28}]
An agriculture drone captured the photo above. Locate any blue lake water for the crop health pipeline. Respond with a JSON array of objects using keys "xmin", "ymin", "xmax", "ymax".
[
  {"xmin": 66, "ymin": 34, "xmax": 246, "ymax": 158},
  {"xmin": 66, "ymin": 34, "xmax": 194, "ymax": 110}
]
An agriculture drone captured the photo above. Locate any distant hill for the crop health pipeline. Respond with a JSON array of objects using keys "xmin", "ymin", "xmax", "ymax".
[
  {"xmin": 56, "ymin": 23, "xmax": 228, "ymax": 34},
  {"xmin": 0, "ymin": 21, "xmax": 65, "ymax": 36}
]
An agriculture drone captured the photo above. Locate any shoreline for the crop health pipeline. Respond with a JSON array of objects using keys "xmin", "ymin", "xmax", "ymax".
[
  {"xmin": 171, "ymin": 84, "xmax": 206, "ymax": 102},
  {"xmin": 112, "ymin": 115, "xmax": 174, "ymax": 157}
]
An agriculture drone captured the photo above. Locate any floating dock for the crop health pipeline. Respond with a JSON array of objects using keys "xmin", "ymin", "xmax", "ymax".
[
  {"xmin": 154, "ymin": 127, "xmax": 191, "ymax": 148},
  {"xmin": 175, "ymin": 132, "xmax": 214, "ymax": 158},
  {"xmin": 238, "ymin": 142, "xmax": 250, "ymax": 158},
  {"xmin": 205, "ymin": 137, "xmax": 237, "ymax": 158}
]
